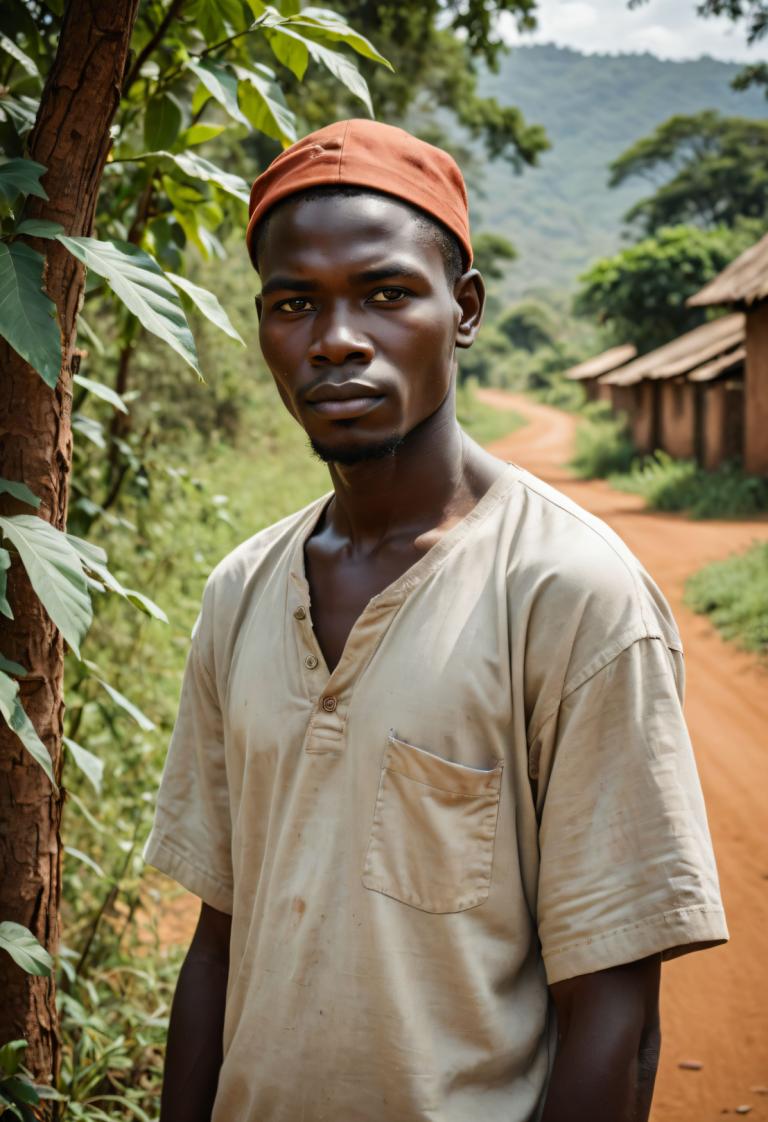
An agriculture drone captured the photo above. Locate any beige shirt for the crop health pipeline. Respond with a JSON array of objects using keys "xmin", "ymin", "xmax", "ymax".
[{"xmin": 145, "ymin": 463, "xmax": 727, "ymax": 1122}]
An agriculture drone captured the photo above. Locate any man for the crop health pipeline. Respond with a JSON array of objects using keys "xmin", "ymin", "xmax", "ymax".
[{"xmin": 145, "ymin": 119, "xmax": 728, "ymax": 1122}]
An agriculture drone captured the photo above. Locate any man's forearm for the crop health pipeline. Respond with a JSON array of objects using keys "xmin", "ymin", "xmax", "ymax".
[{"xmin": 160, "ymin": 948, "xmax": 228, "ymax": 1122}]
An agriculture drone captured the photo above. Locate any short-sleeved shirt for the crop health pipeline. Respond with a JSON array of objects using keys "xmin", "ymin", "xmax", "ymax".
[{"xmin": 144, "ymin": 462, "xmax": 727, "ymax": 1122}]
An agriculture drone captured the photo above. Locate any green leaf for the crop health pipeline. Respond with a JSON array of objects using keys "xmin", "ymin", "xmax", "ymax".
[
  {"xmin": 0, "ymin": 479, "xmax": 40, "ymax": 508},
  {"xmin": 144, "ymin": 93, "xmax": 183, "ymax": 152},
  {"xmin": 235, "ymin": 64, "xmax": 297, "ymax": 145},
  {"xmin": 266, "ymin": 27, "xmax": 308, "ymax": 80},
  {"xmin": 14, "ymin": 219, "xmax": 65, "ymax": 239},
  {"xmin": 73, "ymin": 374, "xmax": 128, "ymax": 413},
  {"xmin": 63, "ymin": 736, "xmax": 104, "ymax": 795},
  {"xmin": 66, "ymin": 533, "xmax": 168, "ymax": 622},
  {"xmin": 293, "ymin": 6, "xmax": 392, "ymax": 68},
  {"xmin": 56, "ymin": 236, "xmax": 202, "ymax": 377},
  {"xmin": 0, "ymin": 922, "xmax": 54, "ymax": 977},
  {"xmin": 175, "ymin": 123, "xmax": 226, "ymax": 149},
  {"xmin": 166, "ymin": 272, "xmax": 244, "ymax": 344},
  {"xmin": 0, "ymin": 655, "xmax": 26, "ymax": 676},
  {"xmin": 154, "ymin": 150, "xmax": 251, "ymax": 204},
  {"xmin": 64, "ymin": 846, "xmax": 106, "ymax": 878},
  {"xmin": 0, "ymin": 158, "xmax": 48, "ymax": 203},
  {"xmin": 76, "ymin": 314, "xmax": 105, "ymax": 356},
  {"xmin": 96, "ymin": 677, "xmax": 155, "ymax": 731},
  {"xmin": 4, "ymin": 688, "xmax": 58, "ymax": 789},
  {"xmin": 0, "ymin": 242, "xmax": 61, "ymax": 387},
  {"xmin": 0, "ymin": 33, "xmax": 39, "ymax": 77},
  {"xmin": 71, "ymin": 414, "xmax": 105, "ymax": 449},
  {"xmin": 0, "ymin": 514, "xmax": 91, "ymax": 657},
  {"xmin": 0, "ymin": 1039, "xmax": 27, "ymax": 1078},
  {"xmin": 187, "ymin": 59, "xmax": 249, "ymax": 127},
  {"xmin": 0, "ymin": 548, "xmax": 11, "ymax": 620},
  {"xmin": 0, "ymin": 666, "xmax": 18, "ymax": 722},
  {"xmin": 298, "ymin": 33, "xmax": 372, "ymax": 115},
  {"xmin": 3, "ymin": 1075, "xmax": 40, "ymax": 1106}
]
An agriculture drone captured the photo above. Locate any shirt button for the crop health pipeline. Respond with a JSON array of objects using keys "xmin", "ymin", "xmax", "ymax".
[
  {"xmin": 293, "ymin": 606, "xmax": 306, "ymax": 620},
  {"xmin": 304, "ymin": 654, "xmax": 319, "ymax": 669},
  {"xmin": 321, "ymin": 696, "xmax": 337, "ymax": 712}
]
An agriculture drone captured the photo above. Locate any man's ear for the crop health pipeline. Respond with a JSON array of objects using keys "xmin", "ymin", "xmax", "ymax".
[{"xmin": 454, "ymin": 269, "xmax": 485, "ymax": 349}]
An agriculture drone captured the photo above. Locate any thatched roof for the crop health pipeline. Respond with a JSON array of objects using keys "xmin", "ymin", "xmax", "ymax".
[
  {"xmin": 688, "ymin": 231, "xmax": 768, "ymax": 308},
  {"xmin": 564, "ymin": 343, "xmax": 637, "ymax": 382},
  {"xmin": 687, "ymin": 346, "xmax": 746, "ymax": 384},
  {"xmin": 600, "ymin": 314, "xmax": 745, "ymax": 387}
]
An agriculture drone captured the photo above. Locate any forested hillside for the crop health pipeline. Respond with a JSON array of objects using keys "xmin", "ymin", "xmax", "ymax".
[{"xmin": 470, "ymin": 45, "xmax": 768, "ymax": 299}]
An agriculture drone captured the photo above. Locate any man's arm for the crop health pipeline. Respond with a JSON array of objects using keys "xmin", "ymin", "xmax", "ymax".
[
  {"xmin": 540, "ymin": 954, "xmax": 661, "ymax": 1122},
  {"xmin": 160, "ymin": 902, "xmax": 232, "ymax": 1122}
]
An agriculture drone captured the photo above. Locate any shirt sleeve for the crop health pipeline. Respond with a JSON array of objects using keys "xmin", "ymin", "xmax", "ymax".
[
  {"xmin": 143, "ymin": 583, "xmax": 233, "ymax": 914},
  {"xmin": 533, "ymin": 635, "xmax": 728, "ymax": 985}
]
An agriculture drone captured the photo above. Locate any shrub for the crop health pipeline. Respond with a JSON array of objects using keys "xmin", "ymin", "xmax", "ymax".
[
  {"xmin": 685, "ymin": 543, "xmax": 768, "ymax": 654},
  {"xmin": 570, "ymin": 408, "xmax": 635, "ymax": 478},
  {"xmin": 610, "ymin": 452, "xmax": 768, "ymax": 518}
]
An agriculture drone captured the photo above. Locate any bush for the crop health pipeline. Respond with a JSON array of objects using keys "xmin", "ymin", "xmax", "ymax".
[
  {"xmin": 685, "ymin": 543, "xmax": 768, "ymax": 654},
  {"xmin": 610, "ymin": 452, "xmax": 768, "ymax": 518},
  {"xmin": 570, "ymin": 406, "xmax": 635, "ymax": 478}
]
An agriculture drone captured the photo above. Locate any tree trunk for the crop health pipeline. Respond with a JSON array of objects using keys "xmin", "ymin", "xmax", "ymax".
[{"xmin": 0, "ymin": 0, "xmax": 140, "ymax": 1096}]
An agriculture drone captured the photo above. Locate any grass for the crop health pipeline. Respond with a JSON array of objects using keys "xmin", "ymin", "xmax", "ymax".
[
  {"xmin": 685, "ymin": 543, "xmax": 768, "ymax": 654},
  {"xmin": 569, "ymin": 401, "xmax": 636, "ymax": 479},
  {"xmin": 609, "ymin": 452, "xmax": 768, "ymax": 519},
  {"xmin": 456, "ymin": 378, "xmax": 526, "ymax": 445}
]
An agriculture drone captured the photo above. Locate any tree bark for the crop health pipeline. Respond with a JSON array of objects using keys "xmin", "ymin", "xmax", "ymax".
[{"xmin": 0, "ymin": 0, "xmax": 140, "ymax": 1097}]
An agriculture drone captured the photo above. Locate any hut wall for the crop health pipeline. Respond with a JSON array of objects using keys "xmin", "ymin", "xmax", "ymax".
[
  {"xmin": 659, "ymin": 380, "xmax": 696, "ymax": 460},
  {"xmin": 630, "ymin": 381, "xmax": 658, "ymax": 454},
  {"xmin": 744, "ymin": 301, "xmax": 768, "ymax": 475},
  {"xmin": 702, "ymin": 378, "xmax": 744, "ymax": 470}
]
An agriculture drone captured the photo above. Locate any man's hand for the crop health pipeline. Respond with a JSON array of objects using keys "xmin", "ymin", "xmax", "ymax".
[
  {"xmin": 160, "ymin": 902, "xmax": 232, "ymax": 1122},
  {"xmin": 540, "ymin": 954, "xmax": 661, "ymax": 1122}
]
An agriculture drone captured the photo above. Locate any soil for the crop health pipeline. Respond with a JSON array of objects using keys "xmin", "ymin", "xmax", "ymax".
[
  {"xmin": 482, "ymin": 390, "xmax": 768, "ymax": 1122},
  {"xmin": 156, "ymin": 390, "xmax": 768, "ymax": 1120}
]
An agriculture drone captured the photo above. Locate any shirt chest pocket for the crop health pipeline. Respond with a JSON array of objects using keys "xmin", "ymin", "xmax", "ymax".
[{"xmin": 362, "ymin": 733, "xmax": 504, "ymax": 914}]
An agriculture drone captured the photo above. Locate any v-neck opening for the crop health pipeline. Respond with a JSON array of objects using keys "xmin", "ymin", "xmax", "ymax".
[{"xmin": 289, "ymin": 464, "xmax": 518, "ymax": 684}]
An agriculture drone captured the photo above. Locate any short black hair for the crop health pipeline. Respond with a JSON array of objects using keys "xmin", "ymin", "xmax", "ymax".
[{"xmin": 252, "ymin": 185, "xmax": 465, "ymax": 285}]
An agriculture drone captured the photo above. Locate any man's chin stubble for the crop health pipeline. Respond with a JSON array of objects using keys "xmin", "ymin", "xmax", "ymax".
[{"xmin": 309, "ymin": 433, "xmax": 404, "ymax": 466}]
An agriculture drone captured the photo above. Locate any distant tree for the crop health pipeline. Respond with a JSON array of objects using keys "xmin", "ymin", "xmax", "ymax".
[
  {"xmin": 498, "ymin": 300, "xmax": 558, "ymax": 352},
  {"xmin": 609, "ymin": 111, "xmax": 768, "ymax": 234},
  {"xmin": 472, "ymin": 232, "xmax": 517, "ymax": 279},
  {"xmin": 574, "ymin": 224, "xmax": 749, "ymax": 352}
]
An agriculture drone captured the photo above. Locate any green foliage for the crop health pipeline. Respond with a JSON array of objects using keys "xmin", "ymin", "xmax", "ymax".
[
  {"xmin": 458, "ymin": 323, "xmax": 516, "ymax": 385},
  {"xmin": 0, "ymin": 922, "xmax": 53, "ymax": 976},
  {"xmin": 0, "ymin": 1039, "xmax": 56, "ymax": 1122},
  {"xmin": 574, "ymin": 224, "xmax": 752, "ymax": 352},
  {"xmin": 472, "ymin": 232, "xmax": 517, "ymax": 280},
  {"xmin": 569, "ymin": 402, "xmax": 635, "ymax": 479},
  {"xmin": 609, "ymin": 451, "xmax": 768, "ymax": 518},
  {"xmin": 0, "ymin": 240, "xmax": 61, "ymax": 387},
  {"xmin": 685, "ymin": 542, "xmax": 768, "ymax": 654},
  {"xmin": 498, "ymin": 300, "xmax": 557, "ymax": 352},
  {"xmin": 455, "ymin": 378, "xmax": 526, "ymax": 444},
  {"xmin": 609, "ymin": 112, "xmax": 768, "ymax": 233}
]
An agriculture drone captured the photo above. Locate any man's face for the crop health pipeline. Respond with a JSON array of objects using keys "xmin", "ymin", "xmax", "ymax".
[{"xmin": 256, "ymin": 193, "xmax": 479, "ymax": 464}]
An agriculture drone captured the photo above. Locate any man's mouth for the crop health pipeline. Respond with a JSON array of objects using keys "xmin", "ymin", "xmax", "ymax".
[{"xmin": 305, "ymin": 381, "xmax": 385, "ymax": 420}]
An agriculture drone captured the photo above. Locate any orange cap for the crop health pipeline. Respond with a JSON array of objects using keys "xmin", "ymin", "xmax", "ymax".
[{"xmin": 246, "ymin": 118, "xmax": 473, "ymax": 268}]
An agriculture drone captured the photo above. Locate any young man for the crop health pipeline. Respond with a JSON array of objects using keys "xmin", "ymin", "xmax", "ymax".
[{"xmin": 145, "ymin": 120, "xmax": 728, "ymax": 1122}]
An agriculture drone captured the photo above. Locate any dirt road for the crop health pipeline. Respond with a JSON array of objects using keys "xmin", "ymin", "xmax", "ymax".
[{"xmin": 481, "ymin": 389, "xmax": 768, "ymax": 1122}]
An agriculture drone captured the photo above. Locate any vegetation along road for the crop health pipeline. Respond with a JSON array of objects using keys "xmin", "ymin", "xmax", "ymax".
[
  {"xmin": 157, "ymin": 389, "xmax": 768, "ymax": 1121},
  {"xmin": 481, "ymin": 389, "xmax": 768, "ymax": 1122}
]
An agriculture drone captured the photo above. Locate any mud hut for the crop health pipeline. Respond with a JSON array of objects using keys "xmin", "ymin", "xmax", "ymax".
[
  {"xmin": 599, "ymin": 314, "xmax": 745, "ymax": 464},
  {"xmin": 564, "ymin": 344, "xmax": 637, "ymax": 403},
  {"xmin": 689, "ymin": 231, "xmax": 768, "ymax": 475}
]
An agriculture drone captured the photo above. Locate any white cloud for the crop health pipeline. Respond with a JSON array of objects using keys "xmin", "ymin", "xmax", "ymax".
[{"xmin": 498, "ymin": 0, "xmax": 768, "ymax": 62}]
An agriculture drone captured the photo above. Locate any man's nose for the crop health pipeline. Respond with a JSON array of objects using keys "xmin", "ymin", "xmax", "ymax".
[{"xmin": 308, "ymin": 306, "xmax": 374, "ymax": 366}]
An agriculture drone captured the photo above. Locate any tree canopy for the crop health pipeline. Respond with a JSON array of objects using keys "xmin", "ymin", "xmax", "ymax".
[{"xmin": 609, "ymin": 111, "xmax": 768, "ymax": 234}]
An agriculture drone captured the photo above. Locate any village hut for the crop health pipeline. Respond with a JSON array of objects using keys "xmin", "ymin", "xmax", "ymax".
[
  {"xmin": 564, "ymin": 344, "xmax": 637, "ymax": 403},
  {"xmin": 599, "ymin": 314, "xmax": 745, "ymax": 464},
  {"xmin": 688, "ymin": 231, "xmax": 768, "ymax": 475}
]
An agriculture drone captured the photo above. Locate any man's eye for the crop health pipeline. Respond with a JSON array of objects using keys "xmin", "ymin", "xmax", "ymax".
[
  {"xmin": 369, "ymin": 287, "xmax": 407, "ymax": 303},
  {"xmin": 276, "ymin": 297, "xmax": 313, "ymax": 313}
]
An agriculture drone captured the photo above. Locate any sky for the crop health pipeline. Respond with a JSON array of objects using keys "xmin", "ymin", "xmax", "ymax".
[{"xmin": 499, "ymin": 0, "xmax": 768, "ymax": 62}]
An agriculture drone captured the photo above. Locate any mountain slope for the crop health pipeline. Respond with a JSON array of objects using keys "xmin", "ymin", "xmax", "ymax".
[{"xmin": 469, "ymin": 45, "xmax": 768, "ymax": 300}]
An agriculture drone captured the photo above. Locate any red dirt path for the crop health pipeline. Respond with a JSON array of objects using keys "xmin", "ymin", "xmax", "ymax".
[
  {"xmin": 482, "ymin": 389, "xmax": 768, "ymax": 1122},
  {"xmin": 156, "ymin": 391, "xmax": 768, "ymax": 1119}
]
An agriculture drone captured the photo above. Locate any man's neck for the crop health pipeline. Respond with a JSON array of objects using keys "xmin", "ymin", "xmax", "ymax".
[{"xmin": 323, "ymin": 391, "xmax": 502, "ymax": 551}]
